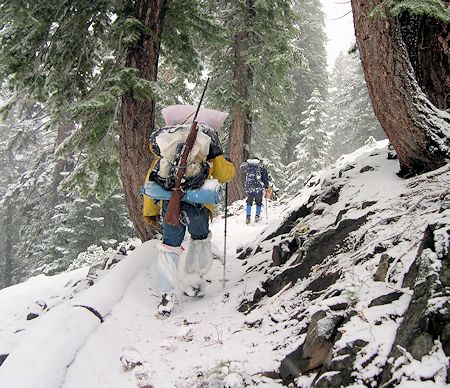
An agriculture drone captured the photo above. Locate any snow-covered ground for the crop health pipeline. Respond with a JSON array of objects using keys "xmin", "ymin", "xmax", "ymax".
[
  {"xmin": 0, "ymin": 140, "xmax": 448, "ymax": 387},
  {"xmin": 0, "ymin": 195, "xmax": 286, "ymax": 387}
]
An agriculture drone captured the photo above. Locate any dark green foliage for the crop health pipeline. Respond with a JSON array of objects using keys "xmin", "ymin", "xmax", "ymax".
[
  {"xmin": 28, "ymin": 193, "xmax": 135, "ymax": 277},
  {"xmin": 371, "ymin": 0, "xmax": 450, "ymax": 23},
  {"xmin": 0, "ymin": 0, "xmax": 115, "ymax": 106},
  {"xmin": 0, "ymin": 0, "xmax": 124, "ymax": 196},
  {"xmin": 252, "ymin": 0, "xmax": 328, "ymax": 189},
  {"xmin": 0, "ymin": 0, "xmax": 220, "ymax": 198},
  {"xmin": 0, "ymin": 100, "xmax": 43, "ymax": 287},
  {"xmin": 200, "ymin": 0, "xmax": 300, "ymax": 193},
  {"xmin": 206, "ymin": 0, "xmax": 299, "ymax": 133}
]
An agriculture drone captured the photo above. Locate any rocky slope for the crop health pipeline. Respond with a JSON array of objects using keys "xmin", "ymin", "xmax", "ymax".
[{"xmin": 237, "ymin": 141, "xmax": 449, "ymax": 386}]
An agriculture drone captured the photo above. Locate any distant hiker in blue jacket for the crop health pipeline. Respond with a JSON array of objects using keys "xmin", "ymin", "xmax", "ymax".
[{"xmin": 241, "ymin": 158, "xmax": 270, "ymax": 224}]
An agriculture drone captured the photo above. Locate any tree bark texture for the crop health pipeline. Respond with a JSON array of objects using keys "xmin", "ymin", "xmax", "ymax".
[
  {"xmin": 227, "ymin": 1, "xmax": 254, "ymax": 204},
  {"xmin": 120, "ymin": 0, "xmax": 166, "ymax": 241},
  {"xmin": 399, "ymin": 13, "xmax": 449, "ymax": 110},
  {"xmin": 351, "ymin": 0, "xmax": 450, "ymax": 176}
]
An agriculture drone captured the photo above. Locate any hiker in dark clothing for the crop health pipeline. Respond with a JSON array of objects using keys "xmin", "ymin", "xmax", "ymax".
[{"xmin": 240, "ymin": 158, "xmax": 270, "ymax": 224}]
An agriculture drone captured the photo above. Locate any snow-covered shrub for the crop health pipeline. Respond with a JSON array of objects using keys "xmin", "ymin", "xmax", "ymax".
[
  {"xmin": 187, "ymin": 361, "xmax": 250, "ymax": 388},
  {"xmin": 68, "ymin": 244, "xmax": 115, "ymax": 271}
]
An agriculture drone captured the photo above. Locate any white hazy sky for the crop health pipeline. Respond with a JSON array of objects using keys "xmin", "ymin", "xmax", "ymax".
[{"xmin": 321, "ymin": 0, "xmax": 355, "ymax": 72}]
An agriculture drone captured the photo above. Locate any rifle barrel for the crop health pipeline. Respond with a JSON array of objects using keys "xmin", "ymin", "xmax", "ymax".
[{"xmin": 164, "ymin": 77, "xmax": 210, "ymax": 226}]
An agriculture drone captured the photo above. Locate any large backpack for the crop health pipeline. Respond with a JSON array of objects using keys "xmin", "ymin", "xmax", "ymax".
[
  {"xmin": 242, "ymin": 159, "xmax": 265, "ymax": 195},
  {"xmin": 149, "ymin": 123, "xmax": 221, "ymax": 191}
]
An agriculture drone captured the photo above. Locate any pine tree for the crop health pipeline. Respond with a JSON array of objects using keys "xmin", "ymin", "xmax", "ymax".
[
  {"xmin": 0, "ymin": 0, "xmax": 222, "ymax": 241},
  {"xmin": 0, "ymin": 96, "xmax": 136, "ymax": 286},
  {"xmin": 205, "ymin": 0, "xmax": 299, "ymax": 202},
  {"xmin": 0, "ymin": 99, "xmax": 45, "ymax": 287},
  {"xmin": 285, "ymin": 89, "xmax": 329, "ymax": 194},
  {"xmin": 251, "ymin": 0, "xmax": 328, "ymax": 193},
  {"xmin": 282, "ymin": 0, "xmax": 328, "ymax": 165},
  {"xmin": 30, "ymin": 193, "xmax": 135, "ymax": 276},
  {"xmin": 328, "ymin": 52, "xmax": 385, "ymax": 159}
]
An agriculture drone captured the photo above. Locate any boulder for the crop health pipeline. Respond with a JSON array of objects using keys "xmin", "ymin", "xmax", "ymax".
[
  {"xmin": 240, "ymin": 214, "xmax": 368, "ymax": 313},
  {"xmin": 279, "ymin": 311, "xmax": 344, "ymax": 384},
  {"xmin": 373, "ymin": 253, "xmax": 395, "ymax": 282},
  {"xmin": 313, "ymin": 338, "xmax": 368, "ymax": 388},
  {"xmin": 378, "ymin": 222, "xmax": 450, "ymax": 385}
]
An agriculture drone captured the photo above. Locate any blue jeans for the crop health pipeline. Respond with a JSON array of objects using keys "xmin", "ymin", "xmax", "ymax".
[
  {"xmin": 161, "ymin": 201, "xmax": 210, "ymax": 247},
  {"xmin": 246, "ymin": 193, "xmax": 263, "ymax": 216}
]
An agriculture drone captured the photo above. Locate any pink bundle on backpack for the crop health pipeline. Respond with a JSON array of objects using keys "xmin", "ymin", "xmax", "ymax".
[{"xmin": 162, "ymin": 105, "xmax": 229, "ymax": 130}]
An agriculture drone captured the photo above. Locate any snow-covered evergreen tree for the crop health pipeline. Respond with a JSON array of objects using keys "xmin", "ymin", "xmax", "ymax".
[
  {"xmin": 327, "ymin": 51, "xmax": 385, "ymax": 159},
  {"xmin": 0, "ymin": 99, "xmax": 46, "ymax": 287},
  {"xmin": 282, "ymin": 0, "xmax": 328, "ymax": 165},
  {"xmin": 285, "ymin": 89, "xmax": 329, "ymax": 194},
  {"xmin": 31, "ymin": 193, "xmax": 135, "ymax": 276},
  {"xmin": 0, "ymin": 98, "xmax": 135, "ymax": 287},
  {"xmin": 206, "ymin": 0, "xmax": 299, "ymax": 134},
  {"xmin": 250, "ymin": 0, "xmax": 328, "ymax": 193},
  {"xmin": 202, "ymin": 0, "xmax": 298, "ymax": 201}
]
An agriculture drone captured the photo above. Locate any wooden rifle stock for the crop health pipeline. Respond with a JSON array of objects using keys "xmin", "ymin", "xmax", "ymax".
[{"xmin": 165, "ymin": 78, "xmax": 209, "ymax": 226}]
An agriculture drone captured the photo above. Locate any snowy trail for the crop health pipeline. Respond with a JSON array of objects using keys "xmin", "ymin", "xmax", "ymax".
[
  {"xmin": 0, "ymin": 199, "xmax": 285, "ymax": 388},
  {"xmin": 2, "ymin": 142, "xmax": 449, "ymax": 387},
  {"xmin": 61, "ymin": 204, "xmax": 283, "ymax": 388}
]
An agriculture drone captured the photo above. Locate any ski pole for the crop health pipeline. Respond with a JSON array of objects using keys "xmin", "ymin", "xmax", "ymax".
[{"xmin": 223, "ymin": 183, "xmax": 228, "ymax": 289}]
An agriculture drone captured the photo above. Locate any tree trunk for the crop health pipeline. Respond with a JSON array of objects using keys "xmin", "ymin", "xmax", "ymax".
[
  {"xmin": 54, "ymin": 121, "xmax": 74, "ymax": 190},
  {"xmin": 120, "ymin": 0, "xmax": 166, "ymax": 241},
  {"xmin": 282, "ymin": 135, "xmax": 299, "ymax": 165},
  {"xmin": 351, "ymin": 0, "xmax": 450, "ymax": 176},
  {"xmin": 399, "ymin": 13, "xmax": 449, "ymax": 110},
  {"xmin": 227, "ymin": 1, "xmax": 254, "ymax": 203},
  {"xmin": 3, "ymin": 202, "xmax": 13, "ymax": 288}
]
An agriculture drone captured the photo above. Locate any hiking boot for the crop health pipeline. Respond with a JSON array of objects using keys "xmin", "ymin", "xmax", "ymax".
[
  {"xmin": 158, "ymin": 293, "xmax": 174, "ymax": 317},
  {"xmin": 246, "ymin": 215, "xmax": 251, "ymax": 225},
  {"xmin": 254, "ymin": 215, "xmax": 261, "ymax": 223}
]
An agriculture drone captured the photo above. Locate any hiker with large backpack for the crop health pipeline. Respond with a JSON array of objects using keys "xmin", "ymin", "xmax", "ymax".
[
  {"xmin": 142, "ymin": 103, "xmax": 235, "ymax": 317},
  {"xmin": 241, "ymin": 158, "xmax": 270, "ymax": 224}
]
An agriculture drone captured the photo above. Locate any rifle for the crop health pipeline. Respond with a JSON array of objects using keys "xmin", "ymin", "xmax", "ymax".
[{"xmin": 165, "ymin": 78, "xmax": 210, "ymax": 226}]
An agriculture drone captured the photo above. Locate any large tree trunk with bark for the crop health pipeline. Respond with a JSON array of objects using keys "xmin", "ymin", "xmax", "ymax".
[
  {"xmin": 228, "ymin": 99, "xmax": 247, "ymax": 202},
  {"xmin": 120, "ymin": 0, "xmax": 166, "ymax": 241},
  {"xmin": 351, "ymin": 0, "xmax": 450, "ymax": 176},
  {"xmin": 228, "ymin": 1, "xmax": 254, "ymax": 203},
  {"xmin": 399, "ymin": 13, "xmax": 449, "ymax": 110}
]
